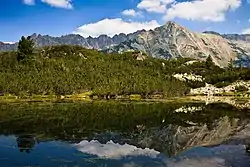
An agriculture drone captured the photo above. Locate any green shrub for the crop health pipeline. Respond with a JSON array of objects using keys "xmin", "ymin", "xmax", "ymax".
[{"xmin": 235, "ymin": 85, "xmax": 248, "ymax": 92}]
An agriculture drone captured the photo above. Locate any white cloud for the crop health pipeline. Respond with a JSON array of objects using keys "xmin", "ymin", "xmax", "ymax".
[
  {"xmin": 137, "ymin": 0, "xmax": 175, "ymax": 13},
  {"xmin": 74, "ymin": 140, "xmax": 160, "ymax": 159},
  {"xmin": 2, "ymin": 42, "xmax": 15, "ymax": 44},
  {"xmin": 122, "ymin": 9, "xmax": 142, "ymax": 17},
  {"xmin": 242, "ymin": 28, "xmax": 250, "ymax": 34},
  {"xmin": 41, "ymin": 0, "xmax": 73, "ymax": 9},
  {"xmin": 135, "ymin": 0, "xmax": 241, "ymax": 22},
  {"xmin": 24, "ymin": 0, "xmax": 73, "ymax": 9},
  {"xmin": 23, "ymin": 0, "xmax": 35, "ymax": 5},
  {"xmin": 74, "ymin": 18, "xmax": 160, "ymax": 37},
  {"xmin": 164, "ymin": 0, "xmax": 241, "ymax": 22}
]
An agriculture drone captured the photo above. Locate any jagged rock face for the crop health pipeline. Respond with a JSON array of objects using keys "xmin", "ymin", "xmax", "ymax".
[
  {"xmin": 223, "ymin": 34, "xmax": 250, "ymax": 54},
  {"xmin": 1, "ymin": 22, "xmax": 249, "ymax": 67},
  {"xmin": 223, "ymin": 34, "xmax": 250, "ymax": 42},
  {"xmin": 0, "ymin": 30, "xmax": 143, "ymax": 51},
  {"xmin": 220, "ymin": 34, "xmax": 250, "ymax": 67},
  {"xmin": 0, "ymin": 42, "xmax": 17, "ymax": 51},
  {"xmin": 31, "ymin": 33, "xmax": 128, "ymax": 50},
  {"xmin": 107, "ymin": 22, "xmax": 237, "ymax": 67}
]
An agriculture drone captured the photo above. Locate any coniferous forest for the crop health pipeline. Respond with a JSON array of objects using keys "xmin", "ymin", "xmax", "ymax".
[{"xmin": 0, "ymin": 36, "xmax": 250, "ymax": 99}]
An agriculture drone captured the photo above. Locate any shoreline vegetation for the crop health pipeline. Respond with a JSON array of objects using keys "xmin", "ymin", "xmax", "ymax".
[
  {"xmin": 0, "ymin": 93, "xmax": 249, "ymax": 106},
  {"xmin": 0, "ymin": 36, "xmax": 250, "ymax": 101}
]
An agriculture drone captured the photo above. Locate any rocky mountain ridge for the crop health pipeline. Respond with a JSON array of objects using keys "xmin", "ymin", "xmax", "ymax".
[
  {"xmin": 1, "ymin": 22, "xmax": 250, "ymax": 67},
  {"xmin": 0, "ymin": 30, "xmax": 145, "ymax": 51},
  {"xmin": 106, "ymin": 22, "xmax": 249, "ymax": 67}
]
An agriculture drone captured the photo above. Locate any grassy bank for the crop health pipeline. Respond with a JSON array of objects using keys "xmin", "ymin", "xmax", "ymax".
[{"xmin": 0, "ymin": 93, "xmax": 201, "ymax": 104}]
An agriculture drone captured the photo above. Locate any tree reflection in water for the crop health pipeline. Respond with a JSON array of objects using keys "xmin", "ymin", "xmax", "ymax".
[{"xmin": 16, "ymin": 135, "xmax": 36, "ymax": 153}]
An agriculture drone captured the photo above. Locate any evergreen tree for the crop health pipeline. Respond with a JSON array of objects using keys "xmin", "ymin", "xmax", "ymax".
[
  {"xmin": 17, "ymin": 36, "xmax": 35, "ymax": 61},
  {"xmin": 205, "ymin": 55, "xmax": 214, "ymax": 69},
  {"xmin": 228, "ymin": 59, "xmax": 234, "ymax": 70}
]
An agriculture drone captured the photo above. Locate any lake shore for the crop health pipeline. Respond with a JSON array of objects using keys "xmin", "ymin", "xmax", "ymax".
[{"xmin": 1, "ymin": 94, "xmax": 250, "ymax": 108}]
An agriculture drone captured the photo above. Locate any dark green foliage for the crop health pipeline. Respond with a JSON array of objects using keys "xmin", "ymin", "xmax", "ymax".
[
  {"xmin": 205, "ymin": 68, "xmax": 250, "ymax": 87},
  {"xmin": 186, "ymin": 81, "xmax": 206, "ymax": 89},
  {"xmin": 235, "ymin": 85, "xmax": 248, "ymax": 92},
  {"xmin": 0, "ymin": 46, "xmax": 189, "ymax": 97},
  {"xmin": 228, "ymin": 59, "xmax": 234, "ymax": 70},
  {"xmin": 214, "ymin": 81, "xmax": 231, "ymax": 88},
  {"xmin": 17, "ymin": 36, "xmax": 35, "ymax": 61},
  {"xmin": 1, "ymin": 44, "xmax": 249, "ymax": 96},
  {"xmin": 205, "ymin": 55, "xmax": 214, "ymax": 69}
]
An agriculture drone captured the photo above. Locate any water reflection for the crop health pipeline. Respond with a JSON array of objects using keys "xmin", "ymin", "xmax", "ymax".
[
  {"xmin": 0, "ymin": 101, "xmax": 250, "ymax": 166},
  {"xmin": 16, "ymin": 135, "xmax": 36, "ymax": 153},
  {"xmin": 74, "ymin": 140, "xmax": 160, "ymax": 159}
]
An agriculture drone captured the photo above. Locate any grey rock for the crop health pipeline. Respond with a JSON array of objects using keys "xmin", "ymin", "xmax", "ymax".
[
  {"xmin": 107, "ymin": 21, "xmax": 244, "ymax": 67},
  {"xmin": 1, "ymin": 22, "xmax": 250, "ymax": 67},
  {"xmin": 0, "ymin": 30, "xmax": 142, "ymax": 51}
]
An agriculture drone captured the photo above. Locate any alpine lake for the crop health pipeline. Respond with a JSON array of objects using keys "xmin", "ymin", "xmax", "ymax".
[{"xmin": 1, "ymin": 99, "xmax": 250, "ymax": 167}]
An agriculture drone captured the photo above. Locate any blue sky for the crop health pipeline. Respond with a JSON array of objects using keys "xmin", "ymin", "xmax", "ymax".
[{"xmin": 0, "ymin": 0, "xmax": 250, "ymax": 42}]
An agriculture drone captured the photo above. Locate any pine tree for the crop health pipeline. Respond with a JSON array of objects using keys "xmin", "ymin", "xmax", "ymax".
[
  {"xmin": 228, "ymin": 59, "xmax": 234, "ymax": 70},
  {"xmin": 205, "ymin": 55, "xmax": 214, "ymax": 69},
  {"xmin": 17, "ymin": 36, "xmax": 35, "ymax": 61}
]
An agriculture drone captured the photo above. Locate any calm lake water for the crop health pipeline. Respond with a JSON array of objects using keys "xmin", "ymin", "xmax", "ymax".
[{"xmin": 0, "ymin": 101, "xmax": 250, "ymax": 167}]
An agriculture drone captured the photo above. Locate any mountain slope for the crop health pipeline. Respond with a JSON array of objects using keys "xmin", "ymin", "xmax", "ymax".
[
  {"xmin": 1, "ymin": 22, "xmax": 250, "ymax": 67},
  {"xmin": 0, "ymin": 42, "xmax": 17, "ymax": 51},
  {"xmin": 223, "ymin": 34, "xmax": 250, "ymax": 54},
  {"xmin": 106, "ymin": 22, "xmax": 239, "ymax": 67}
]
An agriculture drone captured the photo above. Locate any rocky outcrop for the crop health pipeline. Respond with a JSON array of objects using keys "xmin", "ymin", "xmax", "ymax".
[
  {"xmin": 225, "ymin": 35, "xmax": 250, "ymax": 67},
  {"xmin": 173, "ymin": 73, "xmax": 204, "ymax": 82},
  {"xmin": 223, "ymin": 34, "xmax": 250, "ymax": 43},
  {"xmin": 190, "ymin": 81, "xmax": 250, "ymax": 96}
]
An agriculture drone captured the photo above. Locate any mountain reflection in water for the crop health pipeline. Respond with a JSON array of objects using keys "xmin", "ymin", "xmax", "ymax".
[{"xmin": 0, "ymin": 101, "xmax": 250, "ymax": 167}]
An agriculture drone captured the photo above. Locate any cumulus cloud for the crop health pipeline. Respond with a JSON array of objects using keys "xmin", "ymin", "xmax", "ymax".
[
  {"xmin": 23, "ymin": 0, "xmax": 35, "ymax": 5},
  {"xmin": 135, "ymin": 0, "xmax": 241, "ymax": 22},
  {"xmin": 137, "ymin": 0, "xmax": 175, "ymax": 13},
  {"xmin": 74, "ymin": 140, "xmax": 160, "ymax": 159},
  {"xmin": 242, "ymin": 28, "xmax": 250, "ymax": 34},
  {"xmin": 74, "ymin": 18, "xmax": 160, "ymax": 37},
  {"xmin": 122, "ymin": 9, "xmax": 142, "ymax": 17},
  {"xmin": 23, "ymin": 0, "xmax": 73, "ymax": 9},
  {"xmin": 164, "ymin": 0, "xmax": 241, "ymax": 22},
  {"xmin": 41, "ymin": 0, "xmax": 73, "ymax": 9}
]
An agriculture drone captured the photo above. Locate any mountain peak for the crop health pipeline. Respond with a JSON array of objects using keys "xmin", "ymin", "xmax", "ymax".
[
  {"xmin": 162, "ymin": 21, "xmax": 188, "ymax": 33},
  {"xmin": 164, "ymin": 21, "xmax": 183, "ymax": 28}
]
